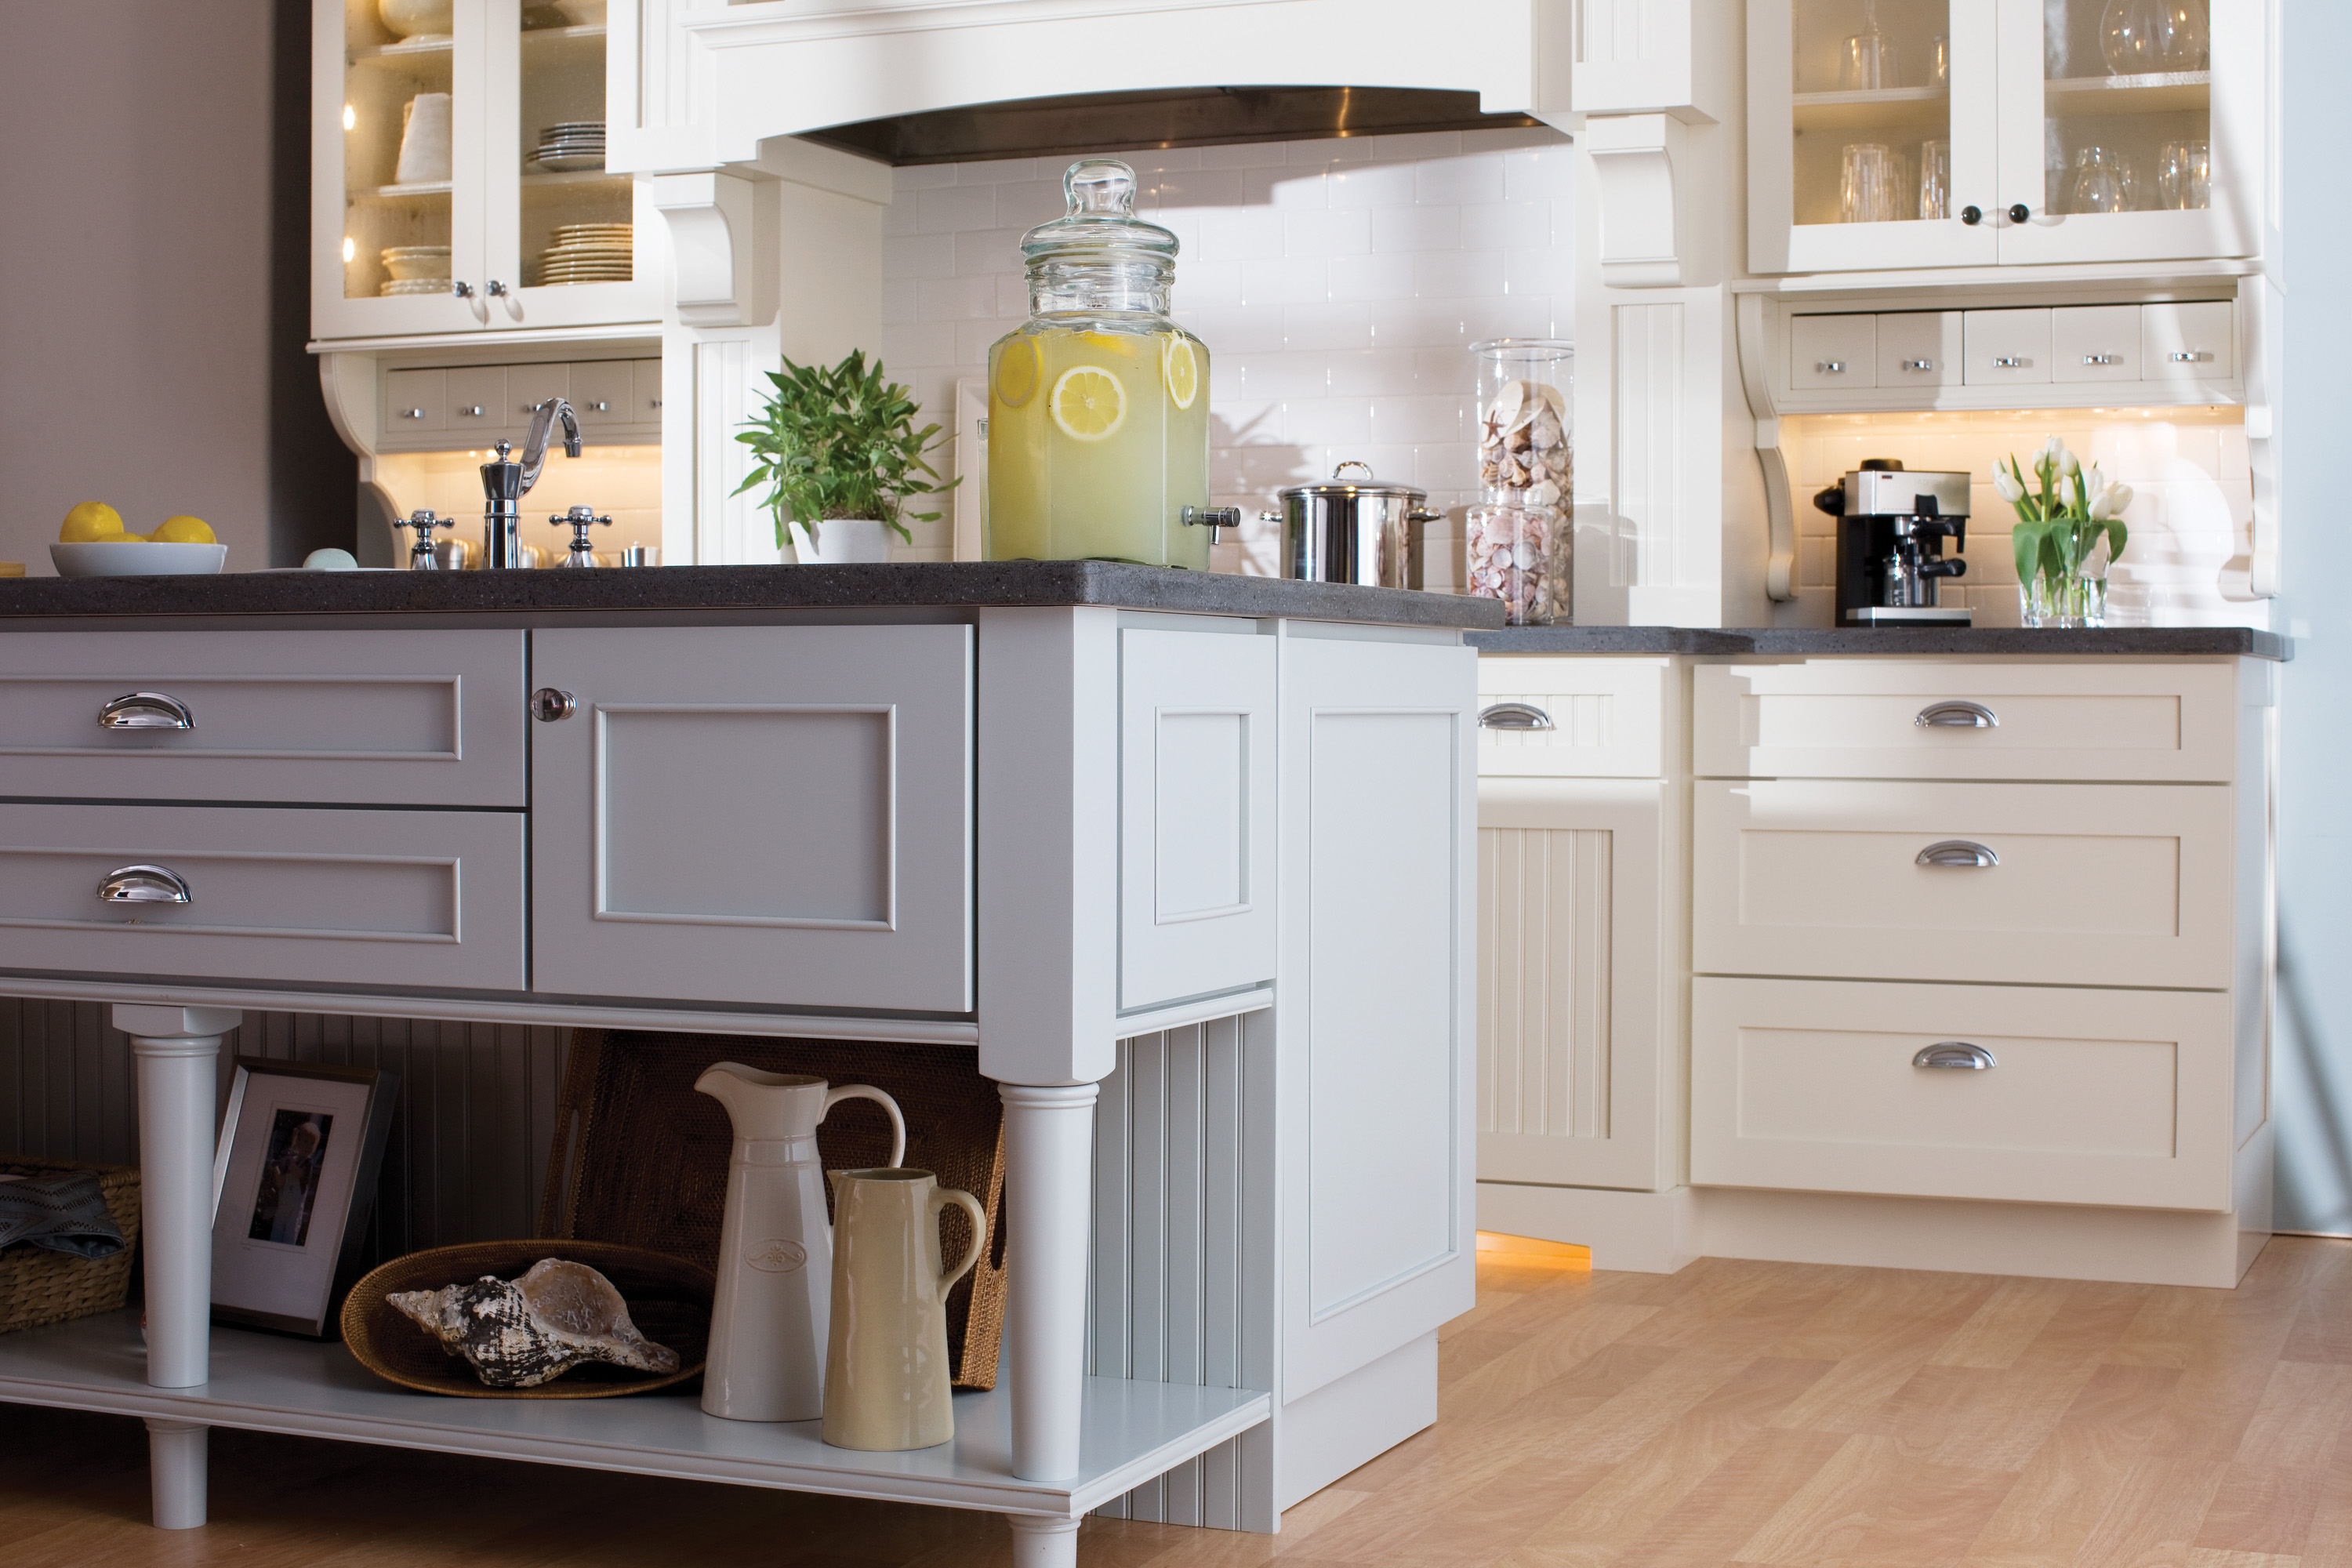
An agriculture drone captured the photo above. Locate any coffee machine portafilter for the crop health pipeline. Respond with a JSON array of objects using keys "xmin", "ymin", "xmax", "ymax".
[{"xmin": 1812, "ymin": 459, "xmax": 1973, "ymax": 626}]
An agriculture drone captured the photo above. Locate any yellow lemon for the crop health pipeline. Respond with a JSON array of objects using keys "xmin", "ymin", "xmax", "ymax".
[
  {"xmin": 994, "ymin": 335, "xmax": 1040, "ymax": 408},
  {"xmin": 149, "ymin": 516, "xmax": 216, "ymax": 544},
  {"xmin": 1163, "ymin": 335, "xmax": 1199, "ymax": 410},
  {"xmin": 1078, "ymin": 331, "xmax": 1142, "ymax": 359},
  {"xmin": 1050, "ymin": 365, "xmax": 1127, "ymax": 442},
  {"xmin": 60, "ymin": 502, "xmax": 127, "ymax": 543}
]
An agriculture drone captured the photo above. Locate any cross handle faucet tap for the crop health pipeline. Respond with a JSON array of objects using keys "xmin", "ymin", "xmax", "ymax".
[{"xmin": 552, "ymin": 505, "xmax": 612, "ymax": 568}]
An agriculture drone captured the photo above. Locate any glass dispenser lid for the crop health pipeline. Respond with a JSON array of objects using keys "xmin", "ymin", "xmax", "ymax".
[{"xmin": 1020, "ymin": 159, "xmax": 1179, "ymax": 267}]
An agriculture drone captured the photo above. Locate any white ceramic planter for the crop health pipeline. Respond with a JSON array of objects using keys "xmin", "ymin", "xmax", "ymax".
[{"xmin": 793, "ymin": 519, "xmax": 894, "ymax": 564}]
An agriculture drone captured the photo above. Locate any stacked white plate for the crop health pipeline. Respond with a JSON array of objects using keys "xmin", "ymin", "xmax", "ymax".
[
  {"xmin": 532, "ymin": 121, "xmax": 604, "ymax": 172},
  {"xmin": 380, "ymin": 279, "xmax": 453, "ymax": 296},
  {"xmin": 535, "ymin": 223, "xmax": 632, "ymax": 285}
]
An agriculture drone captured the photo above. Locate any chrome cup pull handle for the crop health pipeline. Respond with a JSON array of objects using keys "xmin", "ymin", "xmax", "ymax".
[
  {"xmin": 1918, "ymin": 840, "xmax": 1999, "ymax": 869},
  {"xmin": 97, "ymin": 864, "xmax": 193, "ymax": 906},
  {"xmin": 98, "ymin": 691, "xmax": 194, "ymax": 731},
  {"xmin": 1915, "ymin": 699, "xmax": 1997, "ymax": 728},
  {"xmin": 1478, "ymin": 702, "xmax": 1555, "ymax": 732},
  {"xmin": 1914, "ymin": 1042, "xmax": 1996, "ymax": 1070}
]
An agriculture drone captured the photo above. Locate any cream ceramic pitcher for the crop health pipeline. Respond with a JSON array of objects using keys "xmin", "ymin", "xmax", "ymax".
[
  {"xmin": 695, "ymin": 1065, "xmax": 905, "ymax": 1422},
  {"xmin": 821, "ymin": 1167, "xmax": 986, "ymax": 1451}
]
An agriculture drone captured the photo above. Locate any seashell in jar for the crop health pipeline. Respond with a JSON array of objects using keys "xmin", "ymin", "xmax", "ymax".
[
  {"xmin": 1526, "ymin": 481, "xmax": 1561, "ymax": 506},
  {"xmin": 1530, "ymin": 408, "xmax": 1565, "ymax": 449},
  {"xmin": 1485, "ymin": 383, "xmax": 1526, "ymax": 433}
]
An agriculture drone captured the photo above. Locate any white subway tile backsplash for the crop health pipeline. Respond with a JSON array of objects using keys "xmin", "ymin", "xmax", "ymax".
[{"xmin": 884, "ymin": 133, "xmax": 1577, "ymax": 558}]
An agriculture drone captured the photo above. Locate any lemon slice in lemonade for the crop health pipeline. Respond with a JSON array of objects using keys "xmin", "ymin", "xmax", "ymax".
[
  {"xmin": 994, "ymin": 336, "xmax": 1040, "ymax": 408},
  {"xmin": 1050, "ymin": 365, "xmax": 1127, "ymax": 441},
  {"xmin": 1162, "ymin": 336, "xmax": 1199, "ymax": 410}
]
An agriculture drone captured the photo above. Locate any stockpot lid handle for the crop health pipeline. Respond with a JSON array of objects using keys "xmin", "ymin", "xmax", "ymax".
[{"xmin": 1331, "ymin": 460, "xmax": 1375, "ymax": 481}]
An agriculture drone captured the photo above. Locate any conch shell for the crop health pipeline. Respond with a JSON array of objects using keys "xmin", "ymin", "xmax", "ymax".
[{"xmin": 388, "ymin": 1258, "xmax": 680, "ymax": 1388}]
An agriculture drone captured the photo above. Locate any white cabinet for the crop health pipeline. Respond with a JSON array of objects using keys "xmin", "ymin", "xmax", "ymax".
[
  {"xmin": 314, "ymin": 0, "xmax": 659, "ymax": 342},
  {"xmin": 375, "ymin": 355, "xmax": 659, "ymax": 452},
  {"xmin": 1962, "ymin": 307, "xmax": 2053, "ymax": 387},
  {"xmin": 1749, "ymin": 0, "xmax": 2259, "ymax": 274},
  {"xmin": 1118, "ymin": 628, "xmax": 1276, "ymax": 1013},
  {"xmin": 528, "ymin": 625, "xmax": 975, "ymax": 1013}
]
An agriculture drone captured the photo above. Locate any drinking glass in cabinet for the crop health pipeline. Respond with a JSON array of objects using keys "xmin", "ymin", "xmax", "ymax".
[
  {"xmin": 1918, "ymin": 138, "xmax": 1951, "ymax": 220},
  {"xmin": 2158, "ymin": 139, "xmax": 2210, "ymax": 209},
  {"xmin": 1791, "ymin": 0, "xmax": 1951, "ymax": 230},
  {"xmin": 2042, "ymin": 0, "xmax": 2212, "ymax": 219}
]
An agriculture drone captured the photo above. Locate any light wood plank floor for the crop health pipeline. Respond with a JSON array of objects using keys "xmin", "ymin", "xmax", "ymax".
[{"xmin": 7, "ymin": 1240, "xmax": 2351, "ymax": 1566}]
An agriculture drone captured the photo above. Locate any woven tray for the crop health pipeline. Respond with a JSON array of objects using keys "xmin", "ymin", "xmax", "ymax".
[
  {"xmin": 341, "ymin": 1240, "xmax": 713, "ymax": 1399},
  {"xmin": 0, "ymin": 1156, "xmax": 140, "ymax": 1335},
  {"xmin": 539, "ymin": 1032, "xmax": 1007, "ymax": 1392}
]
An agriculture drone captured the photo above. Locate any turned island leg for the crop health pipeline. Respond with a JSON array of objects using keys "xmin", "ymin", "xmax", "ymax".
[
  {"xmin": 999, "ymin": 1082, "xmax": 1099, "ymax": 1565},
  {"xmin": 117, "ymin": 1004, "xmax": 240, "ymax": 1530}
]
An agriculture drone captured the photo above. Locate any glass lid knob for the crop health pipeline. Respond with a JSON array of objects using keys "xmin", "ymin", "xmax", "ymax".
[{"xmin": 1065, "ymin": 158, "xmax": 1136, "ymax": 216}]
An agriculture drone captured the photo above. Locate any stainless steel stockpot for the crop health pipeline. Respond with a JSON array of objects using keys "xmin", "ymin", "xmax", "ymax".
[{"xmin": 1274, "ymin": 462, "xmax": 1443, "ymax": 588}]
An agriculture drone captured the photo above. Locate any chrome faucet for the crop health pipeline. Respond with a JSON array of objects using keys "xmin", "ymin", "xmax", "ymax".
[{"xmin": 480, "ymin": 399, "xmax": 583, "ymax": 569}]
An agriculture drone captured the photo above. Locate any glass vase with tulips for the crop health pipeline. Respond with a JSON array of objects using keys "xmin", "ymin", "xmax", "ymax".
[{"xmin": 1994, "ymin": 438, "xmax": 2132, "ymax": 628}]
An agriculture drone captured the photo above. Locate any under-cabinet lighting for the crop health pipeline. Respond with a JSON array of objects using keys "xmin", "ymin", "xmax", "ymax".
[{"xmin": 343, "ymin": 103, "xmax": 356, "ymax": 132}]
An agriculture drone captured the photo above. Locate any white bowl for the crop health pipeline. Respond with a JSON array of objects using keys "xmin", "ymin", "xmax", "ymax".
[
  {"xmin": 379, "ymin": 0, "xmax": 455, "ymax": 38},
  {"xmin": 551, "ymin": 0, "xmax": 607, "ymax": 24},
  {"xmin": 383, "ymin": 255, "xmax": 452, "ymax": 281},
  {"xmin": 51, "ymin": 542, "xmax": 228, "ymax": 578}
]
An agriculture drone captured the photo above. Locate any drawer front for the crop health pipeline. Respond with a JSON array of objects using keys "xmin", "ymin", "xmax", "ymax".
[
  {"xmin": 1693, "ymin": 661, "xmax": 2238, "ymax": 782},
  {"xmin": 2143, "ymin": 300, "xmax": 2235, "ymax": 387},
  {"xmin": 510, "ymin": 363, "xmax": 571, "ymax": 423},
  {"xmin": 2052, "ymin": 305, "xmax": 2143, "ymax": 385},
  {"xmin": 530, "ymin": 625, "xmax": 974, "ymax": 1014},
  {"xmin": 383, "ymin": 368, "xmax": 445, "ymax": 436},
  {"xmin": 1692, "ymin": 977, "xmax": 2233, "ymax": 1210},
  {"xmin": 0, "ymin": 803, "xmax": 524, "ymax": 991},
  {"xmin": 1693, "ymin": 779, "xmax": 2234, "ymax": 989},
  {"xmin": 445, "ymin": 365, "xmax": 506, "ymax": 435},
  {"xmin": 0, "ymin": 630, "xmax": 526, "ymax": 806},
  {"xmin": 1963, "ymin": 308, "xmax": 2053, "ymax": 386},
  {"xmin": 632, "ymin": 358, "xmax": 665, "ymax": 422},
  {"xmin": 571, "ymin": 361, "xmax": 637, "ymax": 430},
  {"xmin": 1476, "ymin": 657, "xmax": 1666, "ymax": 778},
  {"xmin": 1789, "ymin": 315, "xmax": 1877, "ymax": 392},
  {"xmin": 1120, "ymin": 627, "xmax": 1276, "ymax": 1011},
  {"xmin": 1876, "ymin": 312, "xmax": 1961, "ymax": 388}
]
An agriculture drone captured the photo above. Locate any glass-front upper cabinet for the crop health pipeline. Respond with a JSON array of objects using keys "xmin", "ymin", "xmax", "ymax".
[
  {"xmin": 1750, "ymin": 0, "xmax": 2256, "ymax": 274},
  {"xmin": 314, "ymin": 0, "xmax": 659, "ymax": 342}
]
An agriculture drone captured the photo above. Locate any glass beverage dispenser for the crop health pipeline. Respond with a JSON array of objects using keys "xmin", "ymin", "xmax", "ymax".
[{"xmin": 985, "ymin": 159, "xmax": 1218, "ymax": 567}]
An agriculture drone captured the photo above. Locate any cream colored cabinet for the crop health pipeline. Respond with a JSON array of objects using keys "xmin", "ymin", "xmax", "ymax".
[
  {"xmin": 375, "ymin": 355, "xmax": 660, "ymax": 452},
  {"xmin": 314, "ymin": 0, "xmax": 659, "ymax": 343},
  {"xmin": 1474, "ymin": 659, "xmax": 1682, "ymax": 1195},
  {"xmin": 1749, "ymin": 0, "xmax": 2259, "ymax": 275}
]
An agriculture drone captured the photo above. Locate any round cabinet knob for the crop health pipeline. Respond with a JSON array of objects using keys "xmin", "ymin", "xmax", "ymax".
[
  {"xmin": 1960, "ymin": 205, "xmax": 1982, "ymax": 226},
  {"xmin": 532, "ymin": 688, "xmax": 577, "ymax": 723},
  {"xmin": 2008, "ymin": 203, "xmax": 2031, "ymax": 224}
]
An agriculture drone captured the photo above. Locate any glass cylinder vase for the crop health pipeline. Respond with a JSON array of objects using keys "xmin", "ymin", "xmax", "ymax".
[
  {"xmin": 2019, "ymin": 572, "xmax": 2108, "ymax": 628},
  {"xmin": 1469, "ymin": 339, "xmax": 1573, "ymax": 625}
]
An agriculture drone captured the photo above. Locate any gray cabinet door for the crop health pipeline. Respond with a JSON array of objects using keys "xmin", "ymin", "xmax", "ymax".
[{"xmin": 529, "ymin": 625, "xmax": 974, "ymax": 1013}]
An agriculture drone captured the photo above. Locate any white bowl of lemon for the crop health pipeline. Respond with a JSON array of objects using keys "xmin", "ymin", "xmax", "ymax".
[{"xmin": 50, "ymin": 503, "xmax": 227, "ymax": 578}]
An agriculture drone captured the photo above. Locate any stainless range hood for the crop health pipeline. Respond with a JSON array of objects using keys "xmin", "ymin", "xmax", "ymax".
[{"xmin": 800, "ymin": 85, "xmax": 1547, "ymax": 167}]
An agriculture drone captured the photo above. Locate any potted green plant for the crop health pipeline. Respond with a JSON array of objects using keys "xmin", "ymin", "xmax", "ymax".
[
  {"xmin": 734, "ymin": 350, "xmax": 955, "ymax": 564},
  {"xmin": 1994, "ymin": 437, "xmax": 2132, "ymax": 627}
]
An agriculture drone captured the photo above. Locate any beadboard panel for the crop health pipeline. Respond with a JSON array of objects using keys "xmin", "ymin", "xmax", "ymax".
[
  {"xmin": 1479, "ymin": 826, "xmax": 1613, "ymax": 1144},
  {"xmin": 1089, "ymin": 1017, "xmax": 1276, "ymax": 1530},
  {"xmin": 0, "ymin": 1000, "xmax": 570, "ymax": 1272}
]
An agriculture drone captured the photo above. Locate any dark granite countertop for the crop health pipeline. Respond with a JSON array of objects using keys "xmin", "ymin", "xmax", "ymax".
[
  {"xmin": 1472, "ymin": 626, "xmax": 2291, "ymax": 660},
  {"xmin": 0, "ymin": 562, "xmax": 1504, "ymax": 631}
]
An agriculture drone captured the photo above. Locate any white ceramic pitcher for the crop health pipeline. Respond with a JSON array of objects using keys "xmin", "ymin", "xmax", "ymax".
[{"xmin": 695, "ymin": 1064, "xmax": 905, "ymax": 1422}]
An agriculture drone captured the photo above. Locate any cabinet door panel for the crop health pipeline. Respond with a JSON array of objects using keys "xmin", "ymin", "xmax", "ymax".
[
  {"xmin": 1119, "ymin": 628, "xmax": 1276, "ymax": 1012},
  {"xmin": 1476, "ymin": 779, "xmax": 1667, "ymax": 1192},
  {"xmin": 1692, "ymin": 976, "xmax": 2233, "ymax": 1210},
  {"xmin": 531, "ymin": 625, "xmax": 973, "ymax": 1012}
]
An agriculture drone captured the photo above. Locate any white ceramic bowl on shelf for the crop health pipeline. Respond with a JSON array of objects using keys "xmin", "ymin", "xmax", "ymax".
[
  {"xmin": 551, "ymin": 0, "xmax": 607, "ymax": 24},
  {"xmin": 50, "ymin": 542, "xmax": 228, "ymax": 578},
  {"xmin": 379, "ymin": 0, "xmax": 455, "ymax": 38}
]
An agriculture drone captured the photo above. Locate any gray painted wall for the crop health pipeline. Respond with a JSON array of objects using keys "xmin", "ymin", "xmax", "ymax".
[{"xmin": 2272, "ymin": 2, "xmax": 2352, "ymax": 1233}]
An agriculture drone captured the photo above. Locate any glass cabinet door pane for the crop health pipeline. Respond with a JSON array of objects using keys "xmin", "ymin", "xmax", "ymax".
[
  {"xmin": 342, "ymin": 0, "xmax": 457, "ymax": 303},
  {"xmin": 2042, "ymin": 0, "xmax": 2211, "ymax": 217},
  {"xmin": 1791, "ymin": 0, "xmax": 1955, "ymax": 231},
  {"xmin": 514, "ymin": 9, "xmax": 631, "ymax": 297}
]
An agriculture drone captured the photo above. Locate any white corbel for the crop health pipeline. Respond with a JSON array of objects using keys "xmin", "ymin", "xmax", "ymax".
[
  {"xmin": 652, "ymin": 171, "xmax": 778, "ymax": 328},
  {"xmin": 1583, "ymin": 114, "xmax": 1686, "ymax": 289},
  {"xmin": 1733, "ymin": 293, "xmax": 1798, "ymax": 603}
]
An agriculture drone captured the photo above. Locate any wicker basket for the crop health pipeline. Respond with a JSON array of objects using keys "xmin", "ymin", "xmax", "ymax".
[
  {"xmin": 539, "ymin": 1032, "xmax": 1007, "ymax": 1392},
  {"xmin": 0, "ymin": 1156, "xmax": 140, "ymax": 1335},
  {"xmin": 341, "ymin": 1240, "xmax": 713, "ymax": 1399}
]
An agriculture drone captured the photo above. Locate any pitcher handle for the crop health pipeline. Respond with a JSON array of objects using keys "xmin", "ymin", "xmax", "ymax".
[
  {"xmin": 931, "ymin": 1185, "xmax": 987, "ymax": 1295},
  {"xmin": 822, "ymin": 1084, "xmax": 907, "ymax": 1167}
]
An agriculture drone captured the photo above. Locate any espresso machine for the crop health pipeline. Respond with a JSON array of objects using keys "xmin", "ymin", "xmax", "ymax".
[{"xmin": 1812, "ymin": 459, "xmax": 1973, "ymax": 626}]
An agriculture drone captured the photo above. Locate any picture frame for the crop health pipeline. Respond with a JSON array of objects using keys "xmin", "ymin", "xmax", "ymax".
[{"xmin": 209, "ymin": 1058, "xmax": 398, "ymax": 1337}]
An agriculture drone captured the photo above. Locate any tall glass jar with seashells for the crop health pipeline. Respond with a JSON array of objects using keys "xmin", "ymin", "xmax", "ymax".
[
  {"xmin": 985, "ymin": 159, "xmax": 1212, "ymax": 567},
  {"xmin": 1466, "ymin": 340, "xmax": 1574, "ymax": 624}
]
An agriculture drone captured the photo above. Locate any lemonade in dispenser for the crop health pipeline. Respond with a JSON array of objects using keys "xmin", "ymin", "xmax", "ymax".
[{"xmin": 986, "ymin": 159, "xmax": 1226, "ymax": 566}]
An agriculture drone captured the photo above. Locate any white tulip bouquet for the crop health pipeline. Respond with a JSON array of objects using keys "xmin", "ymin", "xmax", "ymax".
[{"xmin": 1994, "ymin": 437, "xmax": 2131, "ymax": 624}]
